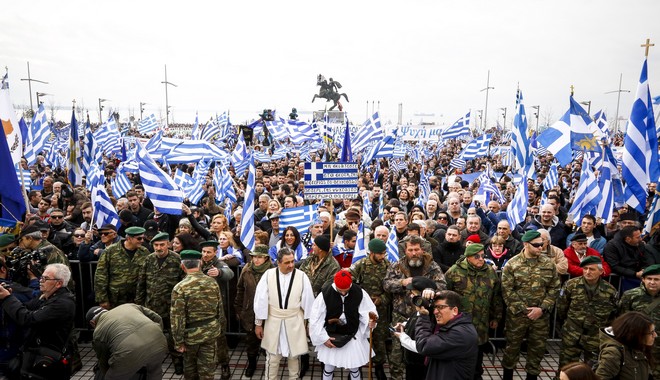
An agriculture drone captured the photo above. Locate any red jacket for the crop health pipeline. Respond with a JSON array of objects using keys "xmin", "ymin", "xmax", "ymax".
[{"xmin": 563, "ymin": 246, "xmax": 611, "ymax": 277}]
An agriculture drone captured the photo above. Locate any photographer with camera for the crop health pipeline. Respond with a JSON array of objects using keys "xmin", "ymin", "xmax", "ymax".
[{"xmin": 414, "ymin": 290, "xmax": 478, "ymax": 380}]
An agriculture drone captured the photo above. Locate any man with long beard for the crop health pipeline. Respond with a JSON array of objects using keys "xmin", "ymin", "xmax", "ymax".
[{"xmin": 383, "ymin": 235, "xmax": 446, "ymax": 380}]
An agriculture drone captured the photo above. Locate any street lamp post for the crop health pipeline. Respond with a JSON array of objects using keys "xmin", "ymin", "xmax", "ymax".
[
  {"xmin": 161, "ymin": 65, "xmax": 177, "ymax": 127},
  {"xmin": 36, "ymin": 92, "xmax": 51, "ymax": 107},
  {"xmin": 20, "ymin": 61, "xmax": 48, "ymax": 114},
  {"xmin": 500, "ymin": 107, "xmax": 507, "ymax": 130},
  {"xmin": 140, "ymin": 102, "xmax": 147, "ymax": 120},
  {"xmin": 98, "ymin": 98, "xmax": 108, "ymax": 123},
  {"xmin": 605, "ymin": 73, "xmax": 630, "ymax": 135},
  {"xmin": 480, "ymin": 70, "xmax": 495, "ymax": 129},
  {"xmin": 531, "ymin": 105, "xmax": 540, "ymax": 133},
  {"xmin": 477, "ymin": 110, "xmax": 483, "ymax": 130}
]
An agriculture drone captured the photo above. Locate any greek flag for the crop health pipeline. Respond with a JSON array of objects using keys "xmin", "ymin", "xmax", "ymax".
[
  {"xmin": 279, "ymin": 204, "xmax": 319, "ymax": 236},
  {"xmin": 417, "ymin": 166, "xmax": 431, "ymax": 207},
  {"xmin": 240, "ymin": 156, "xmax": 256, "ymax": 252},
  {"xmin": 191, "ymin": 113, "xmax": 201, "ymax": 140},
  {"xmin": 644, "ymin": 184, "xmax": 660, "ymax": 235},
  {"xmin": 362, "ymin": 191, "xmax": 372, "ymax": 216},
  {"xmin": 593, "ymin": 110, "xmax": 610, "ymax": 141},
  {"xmin": 441, "ymin": 112, "xmax": 471, "ymax": 140},
  {"xmin": 95, "ymin": 116, "xmax": 122, "ymax": 156},
  {"xmin": 459, "ymin": 134, "xmax": 492, "ymax": 160},
  {"xmin": 111, "ymin": 165, "xmax": 133, "ymax": 198},
  {"xmin": 352, "ymin": 112, "xmax": 383, "ymax": 153},
  {"xmin": 622, "ymin": 58, "xmax": 659, "ymax": 214},
  {"xmin": 136, "ymin": 142, "xmax": 183, "ymax": 214},
  {"xmin": 231, "ymin": 131, "xmax": 249, "ymax": 177},
  {"xmin": 67, "ymin": 110, "xmax": 83, "ymax": 187},
  {"xmin": 24, "ymin": 104, "xmax": 51, "ymax": 165},
  {"xmin": 596, "ymin": 145, "xmax": 618, "ymax": 223},
  {"xmin": 91, "ymin": 179, "xmax": 120, "ymax": 228},
  {"xmin": 149, "ymin": 137, "xmax": 229, "ymax": 164},
  {"xmin": 352, "ymin": 221, "xmax": 367, "ymax": 264},
  {"xmin": 450, "ymin": 158, "xmax": 466, "ymax": 170},
  {"xmin": 542, "ymin": 162, "xmax": 559, "ymax": 191},
  {"xmin": 201, "ymin": 117, "xmax": 221, "ymax": 141},
  {"xmin": 14, "ymin": 164, "xmax": 31, "ymax": 191},
  {"xmin": 507, "ymin": 175, "xmax": 528, "ymax": 229},
  {"xmin": 386, "ymin": 226, "xmax": 400, "ymax": 262},
  {"xmin": 393, "ymin": 143, "xmax": 406, "ymax": 158},
  {"xmin": 265, "ymin": 118, "xmax": 288, "ymax": 142},
  {"xmin": 361, "ymin": 128, "xmax": 397, "ymax": 168},
  {"xmin": 82, "ymin": 120, "xmax": 100, "ymax": 175},
  {"xmin": 287, "ymin": 120, "xmax": 321, "ymax": 145},
  {"xmin": 137, "ymin": 114, "xmax": 159, "ymax": 134},
  {"xmin": 378, "ymin": 189, "xmax": 384, "ymax": 220},
  {"xmin": 568, "ymin": 157, "xmax": 602, "ymax": 226},
  {"xmin": 340, "ymin": 122, "xmax": 353, "ymax": 162},
  {"xmin": 214, "ymin": 162, "xmax": 237, "ymax": 203},
  {"xmin": 477, "ymin": 165, "xmax": 504, "ymax": 204},
  {"xmin": 390, "ymin": 158, "xmax": 407, "ymax": 173},
  {"xmin": 254, "ymin": 151, "xmax": 271, "ymax": 162},
  {"xmin": 511, "ymin": 90, "xmax": 530, "ymax": 174},
  {"xmin": 173, "ymin": 168, "xmax": 189, "ymax": 189}
]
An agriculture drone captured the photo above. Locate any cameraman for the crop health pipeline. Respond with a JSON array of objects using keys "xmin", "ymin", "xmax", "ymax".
[{"xmin": 414, "ymin": 290, "xmax": 478, "ymax": 379}]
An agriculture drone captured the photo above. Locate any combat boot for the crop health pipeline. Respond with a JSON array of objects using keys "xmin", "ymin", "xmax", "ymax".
[
  {"xmin": 220, "ymin": 364, "xmax": 231, "ymax": 380},
  {"xmin": 525, "ymin": 374, "xmax": 538, "ymax": 380},
  {"xmin": 374, "ymin": 364, "xmax": 387, "ymax": 380},
  {"xmin": 503, "ymin": 368, "xmax": 514, "ymax": 380},
  {"xmin": 173, "ymin": 357, "xmax": 184, "ymax": 375},
  {"xmin": 245, "ymin": 355, "xmax": 257, "ymax": 377}
]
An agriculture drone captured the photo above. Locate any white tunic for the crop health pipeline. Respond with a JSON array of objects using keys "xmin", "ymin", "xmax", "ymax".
[
  {"xmin": 309, "ymin": 284, "xmax": 378, "ymax": 368},
  {"xmin": 254, "ymin": 268, "xmax": 315, "ymax": 357}
]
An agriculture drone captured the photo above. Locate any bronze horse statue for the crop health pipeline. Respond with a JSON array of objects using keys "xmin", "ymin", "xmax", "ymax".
[{"xmin": 312, "ymin": 74, "xmax": 349, "ymax": 111}]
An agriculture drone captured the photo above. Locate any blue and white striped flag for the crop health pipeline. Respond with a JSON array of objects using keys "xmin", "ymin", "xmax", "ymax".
[
  {"xmin": 191, "ymin": 113, "xmax": 201, "ymax": 140},
  {"xmin": 87, "ymin": 161, "xmax": 120, "ymax": 229},
  {"xmin": 279, "ymin": 204, "xmax": 319, "ymax": 236},
  {"xmin": 512, "ymin": 90, "xmax": 530, "ymax": 175},
  {"xmin": 362, "ymin": 191, "xmax": 372, "ymax": 216},
  {"xmin": 593, "ymin": 110, "xmax": 609, "ymax": 142},
  {"xmin": 67, "ymin": 110, "xmax": 83, "ymax": 187},
  {"xmin": 622, "ymin": 58, "xmax": 659, "ymax": 214},
  {"xmin": 569, "ymin": 157, "xmax": 602, "ymax": 226},
  {"xmin": 24, "ymin": 103, "xmax": 51, "ymax": 165},
  {"xmin": 459, "ymin": 134, "xmax": 492, "ymax": 160},
  {"xmin": 111, "ymin": 166, "xmax": 133, "ymax": 198},
  {"xmin": 265, "ymin": 118, "xmax": 288, "ymax": 142},
  {"xmin": 240, "ymin": 155, "xmax": 256, "ymax": 252},
  {"xmin": 596, "ymin": 145, "xmax": 618, "ymax": 224},
  {"xmin": 390, "ymin": 158, "xmax": 407, "ymax": 173},
  {"xmin": 352, "ymin": 221, "xmax": 367, "ymax": 264},
  {"xmin": 644, "ymin": 184, "xmax": 660, "ymax": 235},
  {"xmin": 14, "ymin": 164, "xmax": 31, "ymax": 191},
  {"xmin": 378, "ymin": 188, "xmax": 384, "ymax": 220},
  {"xmin": 541, "ymin": 162, "xmax": 559, "ymax": 204},
  {"xmin": 441, "ymin": 111, "xmax": 471, "ymax": 140},
  {"xmin": 96, "ymin": 116, "xmax": 122, "ymax": 156},
  {"xmin": 214, "ymin": 162, "xmax": 237, "ymax": 204},
  {"xmin": 386, "ymin": 226, "xmax": 400, "ymax": 262},
  {"xmin": 352, "ymin": 112, "xmax": 383, "ymax": 153},
  {"xmin": 450, "ymin": 158, "xmax": 466, "ymax": 170},
  {"xmin": 201, "ymin": 117, "xmax": 221, "ymax": 141},
  {"xmin": 136, "ymin": 142, "xmax": 183, "ymax": 214},
  {"xmin": 173, "ymin": 168, "xmax": 189, "ymax": 189},
  {"xmin": 253, "ymin": 151, "xmax": 271, "ymax": 162},
  {"xmin": 417, "ymin": 165, "xmax": 431, "ymax": 207},
  {"xmin": 361, "ymin": 128, "xmax": 397, "ymax": 168},
  {"xmin": 507, "ymin": 175, "xmax": 528, "ymax": 229},
  {"xmin": 231, "ymin": 131, "xmax": 249, "ymax": 177},
  {"xmin": 393, "ymin": 143, "xmax": 406, "ymax": 159},
  {"xmin": 287, "ymin": 119, "xmax": 321, "ymax": 145},
  {"xmin": 138, "ymin": 114, "xmax": 159, "ymax": 134}
]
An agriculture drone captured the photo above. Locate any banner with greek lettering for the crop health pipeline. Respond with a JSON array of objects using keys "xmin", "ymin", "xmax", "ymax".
[{"xmin": 304, "ymin": 162, "xmax": 358, "ymax": 200}]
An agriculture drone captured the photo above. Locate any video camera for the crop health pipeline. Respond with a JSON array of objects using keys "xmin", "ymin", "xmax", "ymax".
[
  {"xmin": 411, "ymin": 295, "xmax": 434, "ymax": 310},
  {"xmin": 5, "ymin": 246, "xmax": 52, "ymax": 285}
]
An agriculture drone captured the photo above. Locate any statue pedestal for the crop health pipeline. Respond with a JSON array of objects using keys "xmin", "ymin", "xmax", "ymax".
[{"xmin": 313, "ymin": 110, "xmax": 345, "ymax": 124}]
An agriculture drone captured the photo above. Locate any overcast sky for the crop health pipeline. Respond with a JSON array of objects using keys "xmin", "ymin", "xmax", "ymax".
[{"xmin": 2, "ymin": 0, "xmax": 659, "ymax": 129}]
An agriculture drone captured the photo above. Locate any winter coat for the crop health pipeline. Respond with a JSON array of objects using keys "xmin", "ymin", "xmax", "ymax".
[
  {"xmin": 595, "ymin": 327, "xmax": 651, "ymax": 380},
  {"xmin": 234, "ymin": 261, "xmax": 273, "ymax": 331}
]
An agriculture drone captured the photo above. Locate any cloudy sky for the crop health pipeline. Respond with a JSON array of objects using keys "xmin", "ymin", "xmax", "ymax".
[{"xmin": 2, "ymin": 0, "xmax": 658, "ymax": 129}]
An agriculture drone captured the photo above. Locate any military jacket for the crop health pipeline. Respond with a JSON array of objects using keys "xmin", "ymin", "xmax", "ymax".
[
  {"xmin": 501, "ymin": 250, "xmax": 560, "ymax": 315},
  {"xmin": 300, "ymin": 253, "xmax": 341, "ymax": 297},
  {"xmin": 557, "ymin": 276, "xmax": 618, "ymax": 333},
  {"xmin": 619, "ymin": 283, "xmax": 660, "ymax": 325},
  {"xmin": 350, "ymin": 256, "xmax": 392, "ymax": 322},
  {"xmin": 94, "ymin": 240, "xmax": 150, "ymax": 306},
  {"xmin": 135, "ymin": 251, "xmax": 184, "ymax": 320},
  {"xmin": 171, "ymin": 271, "xmax": 222, "ymax": 346}
]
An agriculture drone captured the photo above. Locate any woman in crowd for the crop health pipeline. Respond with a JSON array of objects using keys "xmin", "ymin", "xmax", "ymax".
[
  {"xmin": 559, "ymin": 362, "xmax": 599, "ymax": 380},
  {"xmin": 66, "ymin": 227, "xmax": 87, "ymax": 260},
  {"xmin": 216, "ymin": 231, "xmax": 246, "ymax": 267},
  {"xmin": 171, "ymin": 233, "xmax": 199, "ymax": 254},
  {"xmin": 485, "ymin": 235, "xmax": 512, "ymax": 270},
  {"xmin": 268, "ymin": 226, "xmax": 304, "ymax": 263}
]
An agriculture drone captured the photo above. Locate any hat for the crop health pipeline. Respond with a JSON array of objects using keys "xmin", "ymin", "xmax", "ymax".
[
  {"xmin": 85, "ymin": 306, "xmax": 107, "ymax": 325},
  {"xmin": 250, "ymin": 244, "xmax": 270, "ymax": 257},
  {"xmin": 405, "ymin": 276, "xmax": 438, "ymax": 291},
  {"xmin": 143, "ymin": 220, "xmax": 158, "ymax": 232},
  {"xmin": 314, "ymin": 235, "xmax": 331, "ymax": 252},
  {"xmin": 99, "ymin": 224, "xmax": 117, "ymax": 232},
  {"xmin": 579, "ymin": 256, "xmax": 602, "ymax": 267},
  {"xmin": 521, "ymin": 230, "xmax": 542, "ymax": 242},
  {"xmin": 368, "ymin": 238, "xmax": 386, "ymax": 253},
  {"xmin": 199, "ymin": 241, "xmax": 220, "ymax": 249},
  {"xmin": 619, "ymin": 213, "xmax": 637, "ymax": 222},
  {"xmin": 125, "ymin": 226, "xmax": 146, "ymax": 236},
  {"xmin": 0, "ymin": 234, "xmax": 16, "ymax": 249},
  {"xmin": 19, "ymin": 225, "xmax": 42, "ymax": 239},
  {"xmin": 268, "ymin": 212, "xmax": 281, "ymax": 220},
  {"xmin": 643, "ymin": 264, "xmax": 660, "ymax": 277},
  {"xmin": 571, "ymin": 233, "xmax": 588, "ymax": 242},
  {"xmin": 464, "ymin": 243, "xmax": 485, "ymax": 257},
  {"xmin": 334, "ymin": 270, "xmax": 353, "ymax": 290},
  {"xmin": 33, "ymin": 219, "xmax": 50, "ymax": 231},
  {"xmin": 345, "ymin": 210, "xmax": 361, "ymax": 221},
  {"xmin": 466, "ymin": 234, "xmax": 481, "ymax": 244},
  {"xmin": 150, "ymin": 232, "xmax": 169, "ymax": 243},
  {"xmin": 180, "ymin": 250, "xmax": 202, "ymax": 260}
]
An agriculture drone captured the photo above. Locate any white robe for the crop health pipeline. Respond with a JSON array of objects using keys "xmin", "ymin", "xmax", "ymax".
[
  {"xmin": 309, "ymin": 284, "xmax": 378, "ymax": 369},
  {"xmin": 254, "ymin": 268, "xmax": 315, "ymax": 357}
]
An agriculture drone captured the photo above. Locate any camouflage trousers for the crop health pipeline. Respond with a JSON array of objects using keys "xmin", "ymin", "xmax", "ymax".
[
  {"xmin": 502, "ymin": 312, "xmax": 550, "ymax": 376},
  {"xmin": 216, "ymin": 327, "xmax": 229, "ymax": 366},
  {"xmin": 370, "ymin": 321, "xmax": 389, "ymax": 365},
  {"xmin": 558, "ymin": 321, "xmax": 599, "ymax": 369},
  {"xmin": 244, "ymin": 329, "xmax": 262, "ymax": 357},
  {"xmin": 184, "ymin": 338, "xmax": 217, "ymax": 380},
  {"xmin": 388, "ymin": 314, "xmax": 407, "ymax": 380}
]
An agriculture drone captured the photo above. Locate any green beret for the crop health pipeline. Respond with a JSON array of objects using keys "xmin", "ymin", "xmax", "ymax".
[
  {"xmin": 368, "ymin": 238, "xmax": 386, "ymax": 253},
  {"xmin": 180, "ymin": 250, "xmax": 202, "ymax": 260},
  {"xmin": 643, "ymin": 264, "xmax": 660, "ymax": 277},
  {"xmin": 199, "ymin": 241, "xmax": 220, "ymax": 249},
  {"xmin": 250, "ymin": 244, "xmax": 270, "ymax": 257},
  {"xmin": 150, "ymin": 232, "xmax": 169, "ymax": 243},
  {"xmin": 464, "ymin": 243, "xmax": 485, "ymax": 257},
  {"xmin": 0, "ymin": 234, "xmax": 16, "ymax": 249},
  {"xmin": 579, "ymin": 255, "xmax": 602, "ymax": 267},
  {"xmin": 521, "ymin": 230, "xmax": 541, "ymax": 242},
  {"xmin": 125, "ymin": 226, "xmax": 146, "ymax": 236}
]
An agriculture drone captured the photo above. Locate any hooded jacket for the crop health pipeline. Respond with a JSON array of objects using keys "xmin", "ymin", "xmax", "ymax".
[{"xmin": 595, "ymin": 327, "xmax": 650, "ymax": 380}]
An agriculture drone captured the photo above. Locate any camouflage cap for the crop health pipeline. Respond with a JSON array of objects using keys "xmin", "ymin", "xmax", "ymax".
[
  {"xmin": 464, "ymin": 243, "xmax": 485, "ymax": 257},
  {"xmin": 579, "ymin": 256, "xmax": 601, "ymax": 267},
  {"xmin": 180, "ymin": 250, "xmax": 202, "ymax": 260},
  {"xmin": 125, "ymin": 226, "xmax": 146, "ymax": 236},
  {"xmin": 643, "ymin": 264, "xmax": 660, "ymax": 277},
  {"xmin": 250, "ymin": 244, "xmax": 270, "ymax": 257},
  {"xmin": 150, "ymin": 232, "xmax": 170, "ymax": 243}
]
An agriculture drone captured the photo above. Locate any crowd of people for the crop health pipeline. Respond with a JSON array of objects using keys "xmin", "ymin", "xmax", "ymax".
[{"xmin": 0, "ymin": 123, "xmax": 657, "ymax": 380}]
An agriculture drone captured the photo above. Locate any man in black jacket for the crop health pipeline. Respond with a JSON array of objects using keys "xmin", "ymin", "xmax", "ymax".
[
  {"xmin": 0, "ymin": 263, "xmax": 75, "ymax": 380},
  {"xmin": 603, "ymin": 225, "xmax": 647, "ymax": 291}
]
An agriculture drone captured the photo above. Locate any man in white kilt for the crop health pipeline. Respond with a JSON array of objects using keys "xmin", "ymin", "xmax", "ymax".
[
  {"xmin": 310, "ymin": 269, "xmax": 378, "ymax": 379},
  {"xmin": 254, "ymin": 247, "xmax": 315, "ymax": 380}
]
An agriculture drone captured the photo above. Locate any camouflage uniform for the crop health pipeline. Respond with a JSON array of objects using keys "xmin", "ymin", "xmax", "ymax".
[
  {"xmin": 171, "ymin": 271, "xmax": 222, "ymax": 380},
  {"xmin": 135, "ymin": 250, "xmax": 184, "ymax": 363},
  {"xmin": 38, "ymin": 240, "xmax": 73, "ymax": 288},
  {"xmin": 556, "ymin": 276, "xmax": 618, "ymax": 369},
  {"xmin": 299, "ymin": 253, "xmax": 341, "ymax": 297},
  {"xmin": 350, "ymin": 256, "xmax": 392, "ymax": 366},
  {"xmin": 618, "ymin": 283, "xmax": 660, "ymax": 378},
  {"xmin": 382, "ymin": 253, "xmax": 446, "ymax": 380},
  {"xmin": 94, "ymin": 240, "xmax": 150, "ymax": 307},
  {"xmin": 201, "ymin": 257, "xmax": 233, "ymax": 368},
  {"xmin": 501, "ymin": 249, "xmax": 560, "ymax": 376},
  {"xmin": 445, "ymin": 257, "xmax": 503, "ymax": 345}
]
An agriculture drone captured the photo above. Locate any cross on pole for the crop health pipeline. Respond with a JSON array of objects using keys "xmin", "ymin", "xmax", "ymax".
[
  {"xmin": 642, "ymin": 38, "xmax": 654, "ymax": 57},
  {"xmin": 570, "ymin": 85, "xmax": 575, "ymax": 96}
]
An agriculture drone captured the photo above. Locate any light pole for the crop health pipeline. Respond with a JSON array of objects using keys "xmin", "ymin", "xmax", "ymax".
[
  {"xmin": 580, "ymin": 100, "xmax": 592, "ymax": 116},
  {"xmin": 98, "ymin": 98, "xmax": 108, "ymax": 123},
  {"xmin": 161, "ymin": 64, "xmax": 177, "ymax": 127},
  {"xmin": 531, "ymin": 105, "xmax": 540, "ymax": 133},
  {"xmin": 480, "ymin": 70, "xmax": 495, "ymax": 129},
  {"xmin": 605, "ymin": 73, "xmax": 630, "ymax": 135},
  {"xmin": 140, "ymin": 102, "xmax": 147, "ymax": 120},
  {"xmin": 477, "ymin": 110, "xmax": 483, "ymax": 130},
  {"xmin": 20, "ymin": 61, "xmax": 48, "ymax": 114},
  {"xmin": 36, "ymin": 92, "xmax": 51, "ymax": 106},
  {"xmin": 500, "ymin": 107, "xmax": 507, "ymax": 130}
]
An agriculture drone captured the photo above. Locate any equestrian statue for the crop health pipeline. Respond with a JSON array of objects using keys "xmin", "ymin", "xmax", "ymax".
[{"xmin": 312, "ymin": 74, "xmax": 349, "ymax": 111}]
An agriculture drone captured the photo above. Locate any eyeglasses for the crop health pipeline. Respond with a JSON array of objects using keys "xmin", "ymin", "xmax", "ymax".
[
  {"xmin": 39, "ymin": 276, "xmax": 60, "ymax": 282},
  {"xmin": 434, "ymin": 304, "xmax": 451, "ymax": 310},
  {"xmin": 471, "ymin": 254, "xmax": 486, "ymax": 259},
  {"xmin": 348, "ymin": 221, "xmax": 359, "ymax": 226},
  {"xmin": 73, "ymin": 234, "xmax": 85, "ymax": 238},
  {"xmin": 50, "ymin": 215, "xmax": 63, "ymax": 219},
  {"xmin": 438, "ymin": 216, "xmax": 448, "ymax": 220},
  {"xmin": 100, "ymin": 231, "xmax": 115, "ymax": 236},
  {"xmin": 529, "ymin": 242, "xmax": 544, "ymax": 248},
  {"xmin": 646, "ymin": 330, "xmax": 657, "ymax": 335},
  {"xmin": 132, "ymin": 236, "xmax": 145, "ymax": 241}
]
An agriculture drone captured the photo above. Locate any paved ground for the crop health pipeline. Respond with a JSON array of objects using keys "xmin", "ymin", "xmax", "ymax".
[{"xmin": 71, "ymin": 337, "xmax": 563, "ymax": 379}]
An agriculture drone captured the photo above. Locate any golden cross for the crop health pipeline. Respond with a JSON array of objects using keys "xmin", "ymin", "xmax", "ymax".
[
  {"xmin": 642, "ymin": 38, "xmax": 654, "ymax": 57},
  {"xmin": 570, "ymin": 85, "xmax": 574, "ymax": 96}
]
